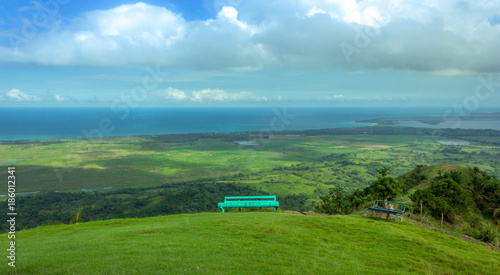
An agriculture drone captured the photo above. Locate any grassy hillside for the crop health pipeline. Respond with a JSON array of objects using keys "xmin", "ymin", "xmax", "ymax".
[{"xmin": 2, "ymin": 212, "xmax": 499, "ymax": 274}]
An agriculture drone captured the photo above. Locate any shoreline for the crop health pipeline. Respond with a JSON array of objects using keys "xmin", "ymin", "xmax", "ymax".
[
  {"xmin": 1, "ymin": 111, "xmax": 499, "ymax": 143},
  {"xmin": 0, "ymin": 124, "xmax": 376, "ymax": 143}
]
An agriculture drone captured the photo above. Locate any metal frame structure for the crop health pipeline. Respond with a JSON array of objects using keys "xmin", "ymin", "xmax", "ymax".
[{"xmin": 364, "ymin": 200, "xmax": 406, "ymax": 222}]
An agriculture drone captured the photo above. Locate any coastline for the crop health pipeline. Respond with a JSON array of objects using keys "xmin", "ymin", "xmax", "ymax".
[
  {"xmin": 356, "ymin": 112, "xmax": 500, "ymax": 130},
  {"xmin": 1, "ymin": 108, "xmax": 498, "ymax": 142}
]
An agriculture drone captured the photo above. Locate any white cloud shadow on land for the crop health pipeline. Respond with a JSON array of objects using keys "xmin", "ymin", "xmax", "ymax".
[{"xmin": 1, "ymin": 1, "xmax": 500, "ymax": 74}]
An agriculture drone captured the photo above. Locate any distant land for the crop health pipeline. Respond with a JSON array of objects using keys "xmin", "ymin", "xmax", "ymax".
[{"xmin": 357, "ymin": 112, "xmax": 500, "ymax": 130}]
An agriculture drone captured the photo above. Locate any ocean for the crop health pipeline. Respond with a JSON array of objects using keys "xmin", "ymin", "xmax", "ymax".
[{"xmin": 0, "ymin": 107, "xmax": 497, "ymax": 141}]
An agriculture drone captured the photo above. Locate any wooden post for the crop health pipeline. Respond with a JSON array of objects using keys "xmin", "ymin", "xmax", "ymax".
[
  {"xmin": 420, "ymin": 200, "xmax": 423, "ymax": 221},
  {"xmin": 441, "ymin": 213, "xmax": 443, "ymax": 230}
]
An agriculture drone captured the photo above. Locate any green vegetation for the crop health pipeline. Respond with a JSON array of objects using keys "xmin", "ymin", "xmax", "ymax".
[
  {"xmin": 1, "ymin": 125, "xmax": 500, "ymax": 273},
  {"xmin": 1, "ymin": 126, "xmax": 500, "ymax": 195},
  {"xmin": 1, "ymin": 212, "xmax": 499, "ymax": 274},
  {"xmin": 315, "ymin": 186, "xmax": 351, "ymax": 214},
  {"xmin": 405, "ymin": 166, "xmax": 500, "ymax": 245},
  {"xmin": 316, "ymin": 164, "xmax": 500, "ymax": 246},
  {"xmin": 1, "ymin": 126, "xmax": 500, "ymax": 234}
]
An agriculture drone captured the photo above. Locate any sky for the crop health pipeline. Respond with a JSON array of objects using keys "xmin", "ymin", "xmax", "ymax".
[{"xmin": 0, "ymin": 0, "xmax": 499, "ymax": 108}]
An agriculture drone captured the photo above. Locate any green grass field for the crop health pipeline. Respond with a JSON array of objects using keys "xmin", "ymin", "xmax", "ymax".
[{"xmin": 2, "ymin": 212, "xmax": 499, "ymax": 274}]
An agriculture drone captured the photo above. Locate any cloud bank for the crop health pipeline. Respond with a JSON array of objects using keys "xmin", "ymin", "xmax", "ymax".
[
  {"xmin": 159, "ymin": 87, "xmax": 267, "ymax": 103},
  {"xmin": 2, "ymin": 89, "xmax": 69, "ymax": 102},
  {"xmin": 1, "ymin": 0, "xmax": 500, "ymax": 74},
  {"xmin": 5, "ymin": 88, "xmax": 42, "ymax": 102}
]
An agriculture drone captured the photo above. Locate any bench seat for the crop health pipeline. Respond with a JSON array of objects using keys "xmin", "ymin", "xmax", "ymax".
[
  {"xmin": 218, "ymin": 196, "xmax": 279, "ymax": 212},
  {"xmin": 364, "ymin": 200, "xmax": 406, "ymax": 222}
]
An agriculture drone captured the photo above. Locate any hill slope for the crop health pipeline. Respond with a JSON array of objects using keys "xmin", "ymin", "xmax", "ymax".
[{"xmin": 2, "ymin": 212, "xmax": 499, "ymax": 274}]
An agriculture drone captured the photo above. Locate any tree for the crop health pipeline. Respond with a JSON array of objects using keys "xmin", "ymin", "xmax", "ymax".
[
  {"xmin": 315, "ymin": 186, "xmax": 351, "ymax": 215},
  {"xmin": 468, "ymin": 176, "xmax": 489, "ymax": 211},
  {"xmin": 70, "ymin": 208, "xmax": 83, "ymax": 224},
  {"xmin": 377, "ymin": 168, "xmax": 391, "ymax": 177},
  {"xmin": 410, "ymin": 178, "xmax": 470, "ymax": 220},
  {"xmin": 487, "ymin": 190, "xmax": 500, "ymax": 225},
  {"xmin": 369, "ymin": 175, "xmax": 402, "ymax": 201}
]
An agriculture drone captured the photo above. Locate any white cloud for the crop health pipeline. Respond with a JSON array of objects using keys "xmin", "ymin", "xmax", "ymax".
[
  {"xmin": 217, "ymin": 6, "xmax": 249, "ymax": 30},
  {"xmin": 160, "ymin": 87, "xmax": 265, "ymax": 103},
  {"xmin": 219, "ymin": 6, "xmax": 238, "ymax": 20},
  {"xmin": 326, "ymin": 94, "xmax": 345, "ymax": 100},
  {"xmin": 5, "ymin": 89, "xmax": 42, "ymax": 102},
  {"xmin": 1, "ymin": 1, "xmax": 500, "ymax": 74},
  {"xmin": 192, "ymin": 88, "xmax": 227, "ymax": 102},
  {"xmin": 307, "ymin": 7, "xmax": 327, "ymax": 17},
  {"xmin": 161, "ymin": 87, "xmax": 189, "ymax": 101},
  {"xmin": 54, "ymin": 95, "xmax": 65, "ymax": 102},
  {"xmin": 330, "ymin": 94, "xmax": 344, "ymax": 100}
]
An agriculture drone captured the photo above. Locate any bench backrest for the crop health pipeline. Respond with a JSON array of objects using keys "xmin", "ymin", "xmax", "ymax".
[
  {"xmin": 372, "ymin": 200, "xmax": 406, "ymax": 212},
  {"xmin": 224, "ymin": 196, "xmax": 276, "ymax": 202}
]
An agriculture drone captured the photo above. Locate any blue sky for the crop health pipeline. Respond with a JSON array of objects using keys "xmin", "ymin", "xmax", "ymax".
[{"xmin": 0, "ymin": 0, "xmax": 499, "ymax": 108}]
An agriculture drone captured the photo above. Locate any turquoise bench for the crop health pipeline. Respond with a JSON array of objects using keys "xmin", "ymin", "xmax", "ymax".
[
  {"xmin": 218, "ymin": 196, "xmax": 279, "ymax": 212},
  {"xmin": 364, "ymin": 200, "xmax": 406, "ymax": 222}
]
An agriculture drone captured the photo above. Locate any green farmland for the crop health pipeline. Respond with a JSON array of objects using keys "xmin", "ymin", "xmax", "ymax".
[{"xmin": 1, "ymin": 127, "xmax": 499, "ymax": 196}]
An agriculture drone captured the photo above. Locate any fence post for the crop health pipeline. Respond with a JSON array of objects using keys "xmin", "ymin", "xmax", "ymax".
[
  {"xmin": 441, "ymin": 213, "xmax": 443, "ymax": 230},
  {"xmin": 420, "ymin": 200, "xmax": 423, "ymax": 221}
]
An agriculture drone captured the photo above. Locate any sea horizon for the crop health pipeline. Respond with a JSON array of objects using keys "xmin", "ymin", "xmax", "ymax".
[{"xmin": 0, "ymin": 106, "xmax": 498, "ymax": 141}]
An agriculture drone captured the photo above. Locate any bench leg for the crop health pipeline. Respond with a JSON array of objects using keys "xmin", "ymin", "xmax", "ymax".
[{"xmin": 221, "ymin": 208, "xmax": 225, "ymax": 213}]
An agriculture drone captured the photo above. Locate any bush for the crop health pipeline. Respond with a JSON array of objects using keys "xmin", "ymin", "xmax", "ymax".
[
  {"xmin": 315, "ymin": 186, "xmax": 351, "ymax": 215},
  {"xmin": 410, "ymin": 178, "xmax": 470, "ymax": 220},
  {"xmin": 470, "ymin": 222, "xmax": 499, "ymax": 245}
]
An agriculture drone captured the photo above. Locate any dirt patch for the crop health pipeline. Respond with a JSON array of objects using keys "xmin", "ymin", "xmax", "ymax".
[
  {"xmin": 135, "ymin": 231, "xmax": 159, "ymax": 236},
  {"xmin": 284, "ymin": 211, "xmax": 310, "ymax": 215},
  {"xmin": 81, "ymin": 164, "xmax": 106, "ymax": 170},
  {"xmin": 439, "ymin": 164, "xmax": 460, "ymax": 171},
  {"xmin": 312, "ymin": 140, "xmax": 336, "ymax": 144},
  {"xmin": 353, "ymin": 143, "xmax": 390, "ymax": 149},
  {"xmin": 359, "ymin": 145, "xmax": 391, "ymax": 150}
]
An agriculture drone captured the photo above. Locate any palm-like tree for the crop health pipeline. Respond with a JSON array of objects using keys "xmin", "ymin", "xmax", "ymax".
[
  {"xmin": 468, "ymin": 176, "xmax": 488, "ymax": 210},
  {"xmin": 487, "ymin": 190, "xmax": 500, "ymax": 225}
]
